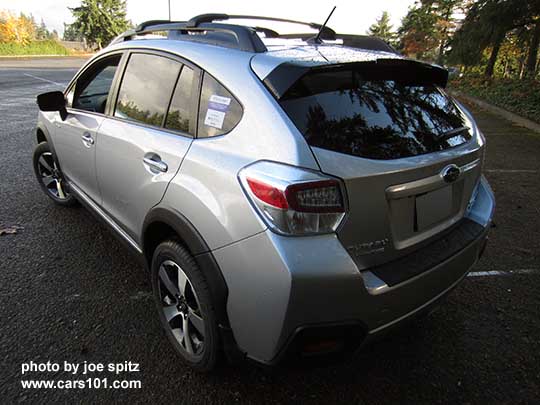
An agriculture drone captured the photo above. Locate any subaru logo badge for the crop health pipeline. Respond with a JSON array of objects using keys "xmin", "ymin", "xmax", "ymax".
[{"xmin": 441, "ymin": 164, "xmax": 461, "ymax": 183}]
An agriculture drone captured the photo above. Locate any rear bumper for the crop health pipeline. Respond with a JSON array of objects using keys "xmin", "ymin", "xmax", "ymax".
[
  {"xmin": 364, "ymin": 228, "xmax": 488, "ymax": 339},
  {"xmin": 213, "ymin": 176, "xmax": 494, "ymax": 365}
]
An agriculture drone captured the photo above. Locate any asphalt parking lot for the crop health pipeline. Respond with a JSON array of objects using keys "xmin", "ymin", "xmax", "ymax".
[{"xmin": 1, "ymin": 60, "xmax": 539, "ymax": 403}]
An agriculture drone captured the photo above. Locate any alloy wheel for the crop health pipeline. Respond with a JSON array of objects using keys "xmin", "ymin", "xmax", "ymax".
[
  {"xmin": 158, "ymin": 260, "xmax": 206, "ymax": 358},
  {"xmin": 37, "ymin": 152, "xmax": 69, "ymax": 200}
]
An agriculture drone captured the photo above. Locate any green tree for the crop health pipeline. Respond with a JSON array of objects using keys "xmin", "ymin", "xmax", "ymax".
[
  {"xmin": 36, "ymin": 18, "xmax": 51, "ymax": 40},
  {"xmin": 63, "ymin": 22, "xmax": 82, "ymax": 41},
  {"xmin": 398, "ymin": 0, "xmax": 464, "ymax": 64},
  {"xmin": 69, "ymin": 0, "xmax": 130, "ymax": 49},
  {"xmin": 432, "ymin": 0, "xmax": 464, "ymax": 65},
  {"xmin": 398, "ymin": 3, "xmax": 438, "ymax": 60},
  {"xmin": 367, "ymin": 11, "xmax": 396, "ymax": 45},
  {"xmin": 449, "ymin": 0, "xmax": 540, "ymax": 77},
  {"xmin": 524, "ymin": 14, "xmax": 540, "ymax": 77}
]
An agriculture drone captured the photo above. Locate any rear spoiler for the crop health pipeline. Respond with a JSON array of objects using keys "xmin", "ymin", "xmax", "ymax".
[{"xmin": 264, "ymin": 58, "xmax": 449, "ymax": 100}]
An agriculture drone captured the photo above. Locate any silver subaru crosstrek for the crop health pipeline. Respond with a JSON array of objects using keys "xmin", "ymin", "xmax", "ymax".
[{"xmin": 33, "ymin": 14, "xmax": 495, "ymax": 371}]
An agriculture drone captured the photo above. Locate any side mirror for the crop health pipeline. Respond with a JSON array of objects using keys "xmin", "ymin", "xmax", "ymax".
[{"xmin": 37, "ymin": 91, "xmax": 67, "ymax": 120}]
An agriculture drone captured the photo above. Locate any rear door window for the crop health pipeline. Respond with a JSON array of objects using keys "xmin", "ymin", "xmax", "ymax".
[
  {"xmin": 115, "ymin": 53, "xmax": 180, "ymax": 127},
  {"xmin": 197, "ymin": 73, "xmax": 243, "ymax": 138},
  {"xmin": 165, "ymin": 65, "xmax": 197, "ymax": 136},
  {"xmin": 280, "ymin": 68, "xmax": 472, "ymax": 160}
]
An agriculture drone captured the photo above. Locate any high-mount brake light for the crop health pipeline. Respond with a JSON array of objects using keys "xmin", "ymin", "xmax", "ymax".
[{"xmin": 240, "ymin": 162, "xmax": 347, "ymax": 236}]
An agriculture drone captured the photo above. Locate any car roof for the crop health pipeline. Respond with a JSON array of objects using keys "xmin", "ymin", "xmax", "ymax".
[
  {"xmin": 105, "ymin": 37, "xmax": 403, "ymax": 80},
  {"xmin": 101, "ymin": 15, "xmax": 447, "ymax": 99},
  {"xmin": 106, "ymin": 38, "xmax": 254, "ymax": 66},
  {"xmin": 105, "ymin": 15, "xmax": 404, "ymax": 82},
  {"xmin": 103, "ymin": 37, "xmax": 448, "ymax": 102}
]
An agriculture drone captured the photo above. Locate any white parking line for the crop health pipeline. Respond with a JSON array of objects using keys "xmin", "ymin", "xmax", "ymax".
[
  {"xmin": 468, "ymin": 270, "xmax": 504, "ymax": 277},
  {"xmin": 485, "ymin": 169, "xmax": 537, "ymax": 173},
  {"xmin": 18, "ymin": 68, "xmax": 77, "ymax": 72},
  {"xmin": 468, "ymin": 269, "xmax": 537, "ymax": 277},
  {"xmin": 23, "ymin": 72, "xmax": 64, "ymax": 86}
]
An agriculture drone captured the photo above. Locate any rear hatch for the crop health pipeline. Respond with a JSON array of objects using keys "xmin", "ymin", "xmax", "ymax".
[{"xmin": 277, "ymin": 60, "xmax": 484, "ymax": 269}]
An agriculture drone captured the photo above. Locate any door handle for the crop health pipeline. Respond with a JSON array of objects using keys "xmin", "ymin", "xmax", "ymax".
[
  {"xmin": 81, "ymin": 132, "xmax": 94, "ymax": 146},
  {"xmin": 143, "ymin": 156, "xmax": 168, "ymax": 173}
]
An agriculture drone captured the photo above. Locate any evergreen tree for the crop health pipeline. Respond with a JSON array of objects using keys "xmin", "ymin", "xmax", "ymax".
[
  {"xmin": 36, "ymin": 18, "xmax": 51, "ymax": 40},
  {"xmin": 69, "ymin": 0, "xmax": 130, "ymax": 49},
  {"xmin": 367, "ymin": 11, "xmax": 396, "ymax": 45},
  {"xmin": 398, "ymin": 0, "xmax": 464, "ymax": 64},
  {"xmin": 63, "ymin": 22, "xmax": 82, "ymax": 41},
  {"xmin": 524, "ymin": 6, "xmax": 540, "ymax": 77},
  {"xmin": 449, "ymin": 0, "xmax": 540, "ymax": 77}
]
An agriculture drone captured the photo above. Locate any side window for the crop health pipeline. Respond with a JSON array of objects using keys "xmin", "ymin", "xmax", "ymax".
[
  {"xmin": 198, "ymin": 73, "xmax": 243, "ymax": 138},
  {"xmin": 115, "ymin": 53, "xmax": 180, "ymax": 127},
  {"xmin": 71, "ymin": 55, "xmax": 121, "ymax": 114},
  {"xmin": 165, "ymin": 65, "xmax": 196, "ymax": 135}
]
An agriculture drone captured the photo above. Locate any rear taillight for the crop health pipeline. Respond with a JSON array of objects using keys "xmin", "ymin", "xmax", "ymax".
[
  {"xmin": 286, "ymin": 180, "xmax": 344, "ymax": 213},
  {"xmin": 246, "ymin": 178, "xmax": 289, "ymax": 209},
  {"xmin": 239, "ymin": 162, "xmax": 346, "ymax": 235}
]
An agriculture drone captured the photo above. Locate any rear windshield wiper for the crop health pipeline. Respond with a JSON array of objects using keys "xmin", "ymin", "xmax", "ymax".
[
  {"xmin": 414, "ymin": 126, "xmax": 470, "ymax": 143},
  {"xmin": 437, "ymin": 126, "xmax": 470, "ymax": 141}
]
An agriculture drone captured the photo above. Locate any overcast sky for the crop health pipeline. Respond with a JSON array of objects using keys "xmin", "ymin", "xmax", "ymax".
[{"xmin": 0, "ymin": 0, "xmax": 416, "ymax": 37}]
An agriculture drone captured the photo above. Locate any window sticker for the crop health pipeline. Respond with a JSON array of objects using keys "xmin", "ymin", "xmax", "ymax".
[
  {"xmin": 204, "ymin": 94, "xmax": 231, "ymax": 129},
  {"xmin": 204, "ymin": 109, "xmax": 226, "ymax": 129},
  {"xmin": 208, "ymin": 102, "xmax": 229, "ymax": 112},
  {"xmin": 209, "ymin": 94, "xmax": 231, "ymax": 106}
]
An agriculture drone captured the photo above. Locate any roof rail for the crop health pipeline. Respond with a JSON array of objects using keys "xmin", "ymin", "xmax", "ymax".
[
  {"xmin": 135, "ymin": 19, "xmax": 177, "ymax": 31},
  {"xmin": 110, "ymin": 21, "xmax": 268, "ymax": 52},
  {"xmin": 186, "ymin": 14, "xmax": 336, "ymax": 38},
  {"xmin": 109, "ymin": 14, "xmax": 396, "ymax": 54}
]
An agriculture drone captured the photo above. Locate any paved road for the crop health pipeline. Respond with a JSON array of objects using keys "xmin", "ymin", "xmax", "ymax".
[{"xmin": 1, "ymin": 65, "xmax": 539, "ymax": 404}]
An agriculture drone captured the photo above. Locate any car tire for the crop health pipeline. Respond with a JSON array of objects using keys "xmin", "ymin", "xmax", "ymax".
[
  {"xmin": 151, "ymin": 239, "xmax": 221, "ymax": 372},
  {"xmin": 32, "ymin": 142, "xmax": 77, "ymax": 206}
]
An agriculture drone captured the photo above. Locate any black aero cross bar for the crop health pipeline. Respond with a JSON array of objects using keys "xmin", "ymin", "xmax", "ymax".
[
  {"xmin": 110, "ymin": 13, "xmax": 401, "ymax": 56},
  {"xmin": 186, "ymin": 13, "xmax": 336, "ymax": 38}
]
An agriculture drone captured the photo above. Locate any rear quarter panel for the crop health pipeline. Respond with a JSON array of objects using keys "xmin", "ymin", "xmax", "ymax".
[{"xmin": 161, "ymin": 56, "xmax": 320, "ymax": 250}]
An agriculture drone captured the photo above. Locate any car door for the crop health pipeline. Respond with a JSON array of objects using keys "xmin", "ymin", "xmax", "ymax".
[
  {"xmin": 54, "ymin": 53, "xmax": 124, "ymax": 204},
  {"xmin": 96, "ymin": 51, "xmax": 200, "ymax": 242}
]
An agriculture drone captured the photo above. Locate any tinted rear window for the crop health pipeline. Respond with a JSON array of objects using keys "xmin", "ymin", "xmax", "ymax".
[
  {"xmin": 198, "ymin": 73, "xmax": 243, "ymax": 138},
  {"xmin": 280, "ymin": 69, "xmax": 471, "ymax": 160}
]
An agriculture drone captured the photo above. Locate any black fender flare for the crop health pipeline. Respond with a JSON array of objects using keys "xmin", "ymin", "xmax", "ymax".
[
  {"xmin": 142, "ymin": 206, "xmax": 231, "ymax": 329},
  {"xmin": 36, "ymin": 122, "xmax": 53, "ymax": 147},
  {"xmin": 35, "ymin": 123, "xmax": 64, "ymax": 172}
]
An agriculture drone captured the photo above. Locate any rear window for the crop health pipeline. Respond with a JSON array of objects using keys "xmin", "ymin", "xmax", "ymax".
[
  {"xmin": 197, "ymin": 73, "xmax": 243, "ymax": 138},
  {"xmin": 280, "ymin": 68, "xmax": 471, "ymax": 160}
]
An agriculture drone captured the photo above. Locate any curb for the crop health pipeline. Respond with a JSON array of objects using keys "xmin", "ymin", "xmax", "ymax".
[{"xmin": 450, "ymin": 90, "xmax": 540, "ymax": 134}]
